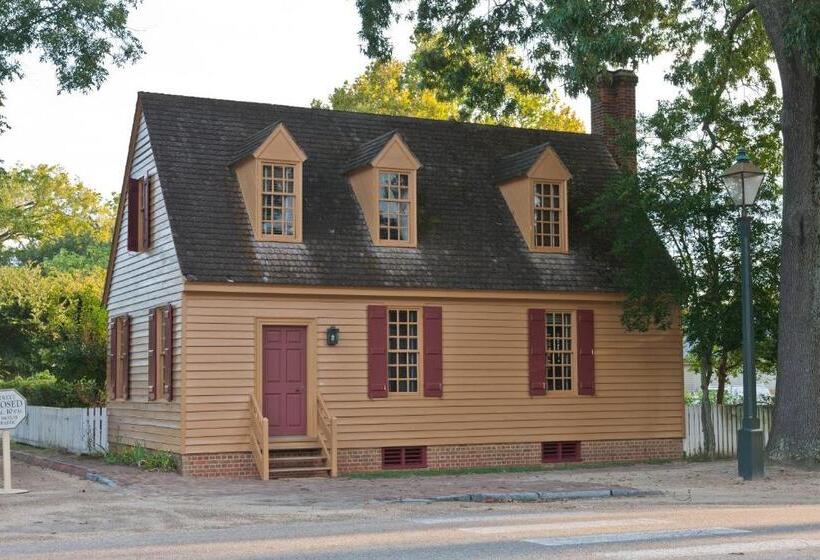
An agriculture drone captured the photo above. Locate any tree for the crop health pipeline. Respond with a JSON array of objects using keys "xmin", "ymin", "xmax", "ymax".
[
  {"xmin": 313, "ymin": 35, "xmax": 584, "ymax": 131},
  {"xmin": 314, "ymin": 59, "xmax": 456, "ymax": 120},
  {"xmin": 355, "ymin": 0, "xmax": 819, "ymax": 462},
  {"xmin": 0, "ymin": 0, "xmax": 144, "ymax": 130},
  {"xmin": 636, "ymin": 110, "xmax": 780, "ymax": 455},
  {"xmin": 0, "ymin": 165, "xmax": 112, "ymax": 384},
  {"xmin": 0, "ymin": 164, "xmax": 114, "ymax": 266},
  {"xmin": 0, "ymin": 265, "xmax": 107, "ymax": 383}
]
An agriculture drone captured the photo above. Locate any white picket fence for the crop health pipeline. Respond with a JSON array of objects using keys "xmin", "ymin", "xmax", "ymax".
[
  {"xmin": 11, "ymin": 406, "xmax": 108, "ymax": 454},
  {"xmin": 684, "ymin": 404, "xmax": 773, "ymax": 457}
]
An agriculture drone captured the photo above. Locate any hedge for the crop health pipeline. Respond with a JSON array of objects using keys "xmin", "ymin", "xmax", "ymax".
[{"xmin": 0, "ymin": 372, "xmax": 105, "ymax": 408}]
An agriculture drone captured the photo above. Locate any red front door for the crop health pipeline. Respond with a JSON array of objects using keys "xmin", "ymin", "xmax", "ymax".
[{"xmin": 262, "ymin": 326, "xmax": 307, "ymax": 437}]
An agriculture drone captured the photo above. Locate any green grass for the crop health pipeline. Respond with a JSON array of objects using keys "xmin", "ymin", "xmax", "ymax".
[
  {"xmin": 104, "ymin": 442, "xmax": 177, "ymax": 472},
  {"xmin": 344, "ymin": 458, "xmax": 675, "ymax": 479}
]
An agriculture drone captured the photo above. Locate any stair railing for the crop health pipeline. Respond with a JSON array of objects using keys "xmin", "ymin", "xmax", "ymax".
[
  {"xmin": 249, "ymin": 393, "xmax": 269, "ymax": 480},
  {"xmin": 317, "ymin": 393, "xmax": 339, "ymax": 477}
]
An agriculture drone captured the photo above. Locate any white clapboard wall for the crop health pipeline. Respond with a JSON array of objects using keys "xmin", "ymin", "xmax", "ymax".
[
  {"xmin": 684, "ymin": 404, "xmax": 773, "ymax": 457},
  {"xmin": 11, "ymin": 406, "xmax": 108, "ymax": 454}
]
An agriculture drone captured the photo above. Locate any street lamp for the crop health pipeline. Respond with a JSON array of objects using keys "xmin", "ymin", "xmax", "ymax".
[{"xmin": 721, "ymin": 148, "xmax": 766, "ymax": 480}]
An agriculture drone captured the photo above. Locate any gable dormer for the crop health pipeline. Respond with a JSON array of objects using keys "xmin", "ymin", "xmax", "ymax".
[
  {"xmin": 496, "ymin": 144, "xmax": 572, "ymax": 253},
  {"xmin": 231, "ymin": 122, "xmax": 307, "ymax": 242},
  {"xmin": 344, "ymin": 132, "xmax": 422, "ymax": 248}
]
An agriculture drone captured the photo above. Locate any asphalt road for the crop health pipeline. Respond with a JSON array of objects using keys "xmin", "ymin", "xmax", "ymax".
[{"xmin": 7, "ymin": 504, "xmax": 820, "ymax": 559}]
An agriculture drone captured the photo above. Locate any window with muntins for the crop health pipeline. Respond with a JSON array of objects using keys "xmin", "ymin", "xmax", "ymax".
[
  {"xmin": 534, "ymin": 182, "xmax": 562, "ymax": 248},
  {"xmin": 261, "ymin": 163, "xmax": 297, "ymax": 238},
  {"xmin": 545, "ymin": 312, "xmax": 573, "ymax": 391},
  {"xmin": 379, "ymin": 171, "xmax": 411, "ymax": 241},
  {"xmin": 388, "ymin": 308, "xmax": 419, "ymax": 393}
]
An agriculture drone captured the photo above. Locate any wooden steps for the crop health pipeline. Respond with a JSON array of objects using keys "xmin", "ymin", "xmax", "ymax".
[{"xmin": 268, "ymin": 438, "xmax": 330, "ymax": 478}]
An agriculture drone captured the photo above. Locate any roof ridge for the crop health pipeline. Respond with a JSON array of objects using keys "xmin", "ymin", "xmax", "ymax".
[{"xmin": 137, "ymin": 91, "xmax": 591, "ymax": 137}]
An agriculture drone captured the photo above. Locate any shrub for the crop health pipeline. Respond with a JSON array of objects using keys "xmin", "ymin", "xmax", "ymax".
[
  {"xmin": 104, "ymin": 442, "xmax": 177, "ymax": 472},
  {"xmin": 0, "ymin": 371, "xmax": 105, "ymax": 407}
]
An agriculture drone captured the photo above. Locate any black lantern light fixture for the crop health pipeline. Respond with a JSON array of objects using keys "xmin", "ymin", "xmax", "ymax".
[
  {"xmin": 721, "ymin": 148, "xmax": 766, "ymax": 480},
  {"xmin": 326, "ymin": 326, "xmax": 340, "ymax": 346}
]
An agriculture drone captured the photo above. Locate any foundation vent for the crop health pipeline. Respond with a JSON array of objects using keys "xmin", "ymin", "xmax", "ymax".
[
  {"xmin": 382, "ymin": 446, "xmax": 427, "ymax": 469},
  {"xmin": 542, "ymin": 441, "xmax": 581, "ymax": 463}
]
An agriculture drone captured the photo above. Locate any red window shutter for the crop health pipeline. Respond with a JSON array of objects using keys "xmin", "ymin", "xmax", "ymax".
[
  {"xmin": 119, "ymin": 316, "xmax": 131, "ymax": 400},
  {"xmin": 528, "ymin": 309, "xmax": 546, "ymax": 396},
  {"xmin": 367, "ymin": 305, "xmax": 388, "ymax": 398},
  {"xmin": 577, "ymin": 309, "xmax": 595, "ymax": 395},
  {"xmin": 107, "ymin": 321, "xmax": 118, "ymax": 400},
  {"xmin": 423, "ymin": 306, "xmax": 443, "ymax": 397},
  {"xmin": 127, "ymin": 178, "xmax": 140, "ymax": 251},
  {"xmin": 141, "ymin": 174, "xmax": 151, "ymax": 250},
  {"xmin": 163, "ymin": 304, "xmax": 174, "ymax": 401},
  {"xmin": 147, "ymin": 308, "xmax": 157, "ymax": 401}
]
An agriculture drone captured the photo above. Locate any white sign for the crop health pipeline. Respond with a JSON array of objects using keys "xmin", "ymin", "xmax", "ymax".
[{"xmin": 0, "ymin": 389, "xmax": 26, "ymax": 430}]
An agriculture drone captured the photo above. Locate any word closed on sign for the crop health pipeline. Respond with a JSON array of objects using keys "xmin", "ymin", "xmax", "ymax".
[{"xmin": 0, "ymin": 389, "xmax": 27, "ymax": 430}]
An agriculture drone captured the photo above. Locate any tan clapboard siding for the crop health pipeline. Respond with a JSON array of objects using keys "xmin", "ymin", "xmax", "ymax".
[
  {"xmin": 182, "ymin": 291, "xmax": 683, "ymax": 452},
  {"xmin": 107, "ymin": 113, "xmax": 184, "ymax": 453}
]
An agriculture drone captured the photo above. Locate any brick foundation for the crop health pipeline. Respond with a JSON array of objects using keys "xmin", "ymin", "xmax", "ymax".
[
  {"xmin": 337, "ymin": 438, "xmax": 682, "ymax": 474},
  {"xmin": 581, "ymin": 438, "xmax": 683, "ymax": 463},
  {"xmin": 179, "ymin": 452, "xmax": 258, "ymax": 478},
  {"xmin": 428, "ymin": 443, "xmax": 541, "ymax": 469},
  {"xmin": 175, "ymin": 438, "xmax": 683, "ymax": 477},
  {"xmin": 337, "ymin": 447, "xmax": 382, "ymax": 473}
]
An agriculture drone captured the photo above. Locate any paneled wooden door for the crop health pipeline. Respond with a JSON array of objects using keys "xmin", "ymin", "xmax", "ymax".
[{"xmin": 262, "ymin": 326, "xmax": 307, "ymax": 437}]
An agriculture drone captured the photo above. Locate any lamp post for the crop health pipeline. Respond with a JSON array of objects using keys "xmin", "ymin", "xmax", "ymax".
[{"xmin": 721, "ymin": 148, "xmax": 766, "ymax": 480}]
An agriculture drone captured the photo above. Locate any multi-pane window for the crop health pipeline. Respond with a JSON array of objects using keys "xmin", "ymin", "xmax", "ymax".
[
  {"xmin": 388, "ymin": 309, "xmax": 419, "ymax": 393},
  {"xmin": 261, "ymin": 163, "xmax": 296, "ymax": 237},
  {"xmin": 534, "ymin": 182, "xmax": 562, "ymax": 248},
  {"xmin": 545, "ymin": 312, "xmax": 573, "ymax": 391},
  {"xmin": 379, "ymin": 171, "xmax": 411, "ymax": 241}
]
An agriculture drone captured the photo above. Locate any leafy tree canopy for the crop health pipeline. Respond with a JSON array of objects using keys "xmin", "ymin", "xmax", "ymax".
[
  {"xmin": 0, "ymin": 0, "xmax": 144, "ymax": 130},
  {"xmin": 313, "ymin": 35, "xmax": 584, "ymax": 132},
  {"xmin": 0, "ymin": 164, "xmax": 114, "ymax": 267},
  {"xmin": 0, "ymin": 264, "xmax": 107, "ymax": 383},
  {"xmin": 0, "ymin": 165, "xmax": 111, "ymax": 384}
]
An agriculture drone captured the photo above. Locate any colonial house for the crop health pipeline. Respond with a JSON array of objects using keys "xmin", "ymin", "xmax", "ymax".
[{"xmin": 103, "ymin": 69, "xmax": 684, "ymax": 479}]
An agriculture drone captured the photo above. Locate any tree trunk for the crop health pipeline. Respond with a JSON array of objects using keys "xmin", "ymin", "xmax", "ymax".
[
  {"xmin": 756, "ymin": 1, "xmax": 820, "ymax": 462},
  {"xmin": 716, "ymin": 353, "xmax": 728, "ymax": 405},
  {"xmin": 699, "ymin": 354, "xmax": 716, "ymax": 457}
]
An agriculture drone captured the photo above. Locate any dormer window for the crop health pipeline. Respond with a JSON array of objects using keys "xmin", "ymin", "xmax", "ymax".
[
  {"xmin": 496, "ymin": 143, "xmax": 571, "ymax": 253},
  {"xmin": 262, "ymin": 163, "xmax": 297, "ymax": 237},
  {"xmin": 345, "ymin": 131, "xmax": 421, "ymax": 248},
  {"xmin": 379, "ymin": 171, "xmax": 412, "ymax": 242},
  {"xmin": 230, "ymin": 122, "xmax": 306, "ymax": 242},
  {"xmin": 533, "ymin": 181, "xmax": 564, "ymax": 249}
]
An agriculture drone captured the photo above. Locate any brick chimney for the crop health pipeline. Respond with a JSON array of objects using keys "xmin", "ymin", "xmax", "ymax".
[{"xmin": 590, "ymin": 69, "xmax": 638, "ymax": 172}]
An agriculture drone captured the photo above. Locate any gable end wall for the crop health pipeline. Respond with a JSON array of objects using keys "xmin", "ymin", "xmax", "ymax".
[{"xmin": 107, "ymin": 113, "xmax": 185, "ymax": 453}]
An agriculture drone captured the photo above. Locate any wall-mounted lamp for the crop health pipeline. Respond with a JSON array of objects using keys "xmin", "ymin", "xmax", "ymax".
[{"xmin": 326, "ymin": 326, "xmax": 340, "ymax": 346}]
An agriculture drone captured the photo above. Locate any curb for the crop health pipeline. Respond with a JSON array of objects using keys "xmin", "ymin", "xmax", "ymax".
[
  {"xmin": 11, "ymin": 450, "xmax": 118, "ymax": 488},
  {"xmin": 401, "ymin": 487, "xmax": 658, "ymax": 503}
]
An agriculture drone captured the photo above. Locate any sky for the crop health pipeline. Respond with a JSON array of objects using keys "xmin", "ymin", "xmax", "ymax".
[{"xmin": 0, "ymin": 0, "xmax": 678, "ymax": 198}]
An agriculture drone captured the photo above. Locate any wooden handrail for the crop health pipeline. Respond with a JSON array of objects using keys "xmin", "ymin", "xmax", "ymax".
[
  {"xmin": 317, "ymin": 393, "xmax": 338, "ymax": 477},
  {"xmin": 249, "ymin": 394, "xmax": 269, "ymax": 480}
]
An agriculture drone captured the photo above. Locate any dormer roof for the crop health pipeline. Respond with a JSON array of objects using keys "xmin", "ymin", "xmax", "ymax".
[
  {"xmin": 229, "ymin": 121, "xmax": 307, "ymax": 166},
  {"xmin": 495, "ymin": 142, "xmax": 572, "ymax": 184},
  {"xmin": 343, "ymin": 131, "xmax": 421, "ymax": 174}
]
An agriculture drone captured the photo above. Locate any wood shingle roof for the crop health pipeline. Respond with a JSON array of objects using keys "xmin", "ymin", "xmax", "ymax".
[{"xmin": 139, "ymin": 92, "xmax": 627, "ymax": 292}]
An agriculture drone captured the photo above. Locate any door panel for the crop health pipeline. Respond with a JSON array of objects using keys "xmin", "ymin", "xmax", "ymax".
[{"xmin": 263, "ymin": 326, "xmax": 307, "ymax": 436}]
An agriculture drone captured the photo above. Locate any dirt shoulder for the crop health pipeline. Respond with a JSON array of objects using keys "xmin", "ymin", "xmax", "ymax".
[{"xmin": 3, "ymin": 454, "xmax": 819, "ymax": 546}]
